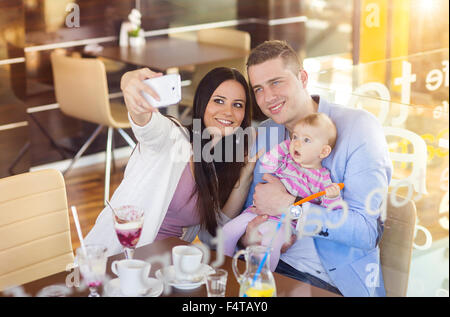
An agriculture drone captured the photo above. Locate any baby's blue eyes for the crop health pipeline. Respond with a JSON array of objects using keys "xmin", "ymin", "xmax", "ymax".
[{"xmin": 292, "ymin": 135, "xmax": 311, "ymax": 143}]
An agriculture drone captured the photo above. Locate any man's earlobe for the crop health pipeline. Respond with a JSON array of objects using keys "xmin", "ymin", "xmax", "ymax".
[{"xmin": 299, "ymin": 70, "xmax": 308, "ymax": 88}]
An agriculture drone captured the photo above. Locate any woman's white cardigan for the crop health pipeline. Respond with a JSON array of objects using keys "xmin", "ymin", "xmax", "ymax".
[{"xmin": 84, "ymin": 112, "xmax": 219, "ymax": 256}]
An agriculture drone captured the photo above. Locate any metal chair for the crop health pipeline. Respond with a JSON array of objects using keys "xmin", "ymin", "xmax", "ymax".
[
  {"xmin": 379, "ymin": 193, "xmax": 417, "ymax": 296},
  {"xmin": 50, "ymin": 52, "xmax": 135, "ymax": 205},
  {"xmin": 0, "ymin": 169, "xmax": 74, "ymax": 291}
]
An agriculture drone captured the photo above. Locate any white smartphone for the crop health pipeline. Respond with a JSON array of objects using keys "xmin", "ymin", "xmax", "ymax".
[{"xmin": 142, "ymin": 74, "xmax": 181, "ymax": 108}]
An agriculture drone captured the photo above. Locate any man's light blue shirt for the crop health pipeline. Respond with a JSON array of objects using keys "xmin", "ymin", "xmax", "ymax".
[{"xmin": 244, "ymin": 96, "xmax": 392, "ymax": 297}]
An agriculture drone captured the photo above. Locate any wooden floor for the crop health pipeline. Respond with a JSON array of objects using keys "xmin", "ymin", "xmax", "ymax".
[{"xmin": 64, "ymin": 158, "xmax": 128, "ymax": 252}]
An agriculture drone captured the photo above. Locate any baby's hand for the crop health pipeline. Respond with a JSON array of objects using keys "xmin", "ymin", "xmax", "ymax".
[{"xmin": 325, "ymin": 183, "xmax": 341, "ymax": 199}]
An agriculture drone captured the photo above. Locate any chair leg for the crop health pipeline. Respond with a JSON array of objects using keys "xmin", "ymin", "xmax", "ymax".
[
  {"xmin": 117, "ymin": 128, "xmax": 136, "ymax": 148},
  {"xmin": 104, "ymin": 126, "xmax": 113, "ymax": 206},
  {"xmin": 111, "ymin": 129, "xmax": 117, "ymax": 173},
  {"xmin": 8, "ymin": 141, "xmax": 31, "ymax": 175},
  {"xmin": 28, "ymin": 112, "xmax": 74, "ymax": 159},
  {"xmin": 180, "ymin": 107, "xmax": 192, "ymax": 122},
  {"xmin": 63, "ymin": 125, "xmax": 104, "ymax": 175}
]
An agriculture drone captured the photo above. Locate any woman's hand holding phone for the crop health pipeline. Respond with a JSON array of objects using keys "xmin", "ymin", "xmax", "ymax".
[{"xmin": 121, "ymin": 68, "xmax": 163, "ymax": 126}]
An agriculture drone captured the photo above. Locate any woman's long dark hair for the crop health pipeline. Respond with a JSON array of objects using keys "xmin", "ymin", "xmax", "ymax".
[{"xmin": 187, "ymin": 67, "xmax": 252, "ymax": 235}]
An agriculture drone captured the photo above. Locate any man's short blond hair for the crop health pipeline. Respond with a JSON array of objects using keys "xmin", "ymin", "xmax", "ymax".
[
  {"xmin": 246, "ymin": 40, "xmax": 302, "ymax": 75},
  {"xmin": 297, "ymin": 113, "xmax": 337, "ymax": 149}
]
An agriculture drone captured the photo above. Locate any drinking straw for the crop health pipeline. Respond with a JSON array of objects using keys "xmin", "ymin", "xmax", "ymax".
[
  {"xmin": 244, "ymin": 213, "xmax": 285, "ymax": 297},
  {"xmin": 70, "ymin": 206, "xmax": 91, "ymax": 268},
  {"xmin": 105, "ymin": 199, "xmax": 116, "ymax": 216},
  {"xmin": 294, "ymin": 183, "xmax": 344, "ymax": 206}
]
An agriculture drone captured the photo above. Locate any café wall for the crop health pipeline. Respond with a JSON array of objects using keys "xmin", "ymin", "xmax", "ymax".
[{"xmin": 0, "ymin": 0, "xmax": 310, "ymax": 177}]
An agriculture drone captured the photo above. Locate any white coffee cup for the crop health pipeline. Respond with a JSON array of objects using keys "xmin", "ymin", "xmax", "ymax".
[
  {"xmin": 172, "ymin": 245, "xmax": 203, "ymax": 282},
  {"xmin": 111, "ymin": 259, "xmax": 151, "ymax": 296}
]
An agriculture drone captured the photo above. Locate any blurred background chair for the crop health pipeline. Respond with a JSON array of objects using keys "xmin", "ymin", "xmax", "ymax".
[
  {"xmin": 0, "ymin": 169, "xmax": 74, "ymax": 291},
  {"xmin": 51, "ymin": 52, "xmax": 135, "ymax": 205},
  {"xmin": 379, "ymin": 194, "xmax": 417, "ymax": 297},
  {"xmin": 178, "ymin": 28, "xmax": 251, "ymax": 122}
]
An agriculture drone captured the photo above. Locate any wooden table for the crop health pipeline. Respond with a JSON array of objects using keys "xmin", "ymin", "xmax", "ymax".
[
  {"xmin": 85, "ymin": 37, "xmax": 249, "ymax": 117},
  {"xmin": 86, "ymin": 37, "xmax": 249, "ymax": 72},
  {"xmin": 1, "ymin": 238, "xmax": 339, "ymax": 297}
]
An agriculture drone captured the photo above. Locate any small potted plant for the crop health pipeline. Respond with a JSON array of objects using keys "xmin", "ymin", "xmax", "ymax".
[{"xmin": 127, "ymin": 9, "xmax": 145, "ymax": 47}]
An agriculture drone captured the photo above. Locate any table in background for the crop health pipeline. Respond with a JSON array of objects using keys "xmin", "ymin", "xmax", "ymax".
[
  {"xmin": 86, "ymin": 37, "xmax": 249, "ymax": 71},
  {"xmin": 84, "ymin": 37, "xmax": 249, "ymax": 117}
]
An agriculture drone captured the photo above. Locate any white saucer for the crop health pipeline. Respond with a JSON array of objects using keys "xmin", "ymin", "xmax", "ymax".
[
  {"xmin": 105, "ymin": 277, "xmax": 163, "ymax": 297},
  {"xmin": 155, "ymin": 264, "xmax": 214, "ymax": 290}
]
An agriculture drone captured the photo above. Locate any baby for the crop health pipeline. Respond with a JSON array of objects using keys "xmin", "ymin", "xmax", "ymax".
[{"xmin": 223, "ymin": 113, "xmax": 343, "ymax": 271}]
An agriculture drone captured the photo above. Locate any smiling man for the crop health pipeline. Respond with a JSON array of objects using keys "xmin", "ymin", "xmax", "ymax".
[
  {"xmin": 249, "ymin": 53, "xmax": 315, "ymax": 132},
  {"xmin": 239, "ymin": 40, "xmax": 392, "ymax": 297}
]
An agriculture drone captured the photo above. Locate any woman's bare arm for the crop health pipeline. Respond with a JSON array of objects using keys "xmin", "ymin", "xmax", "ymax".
[
  {"xmin": 221, "ymin": 174, "xmax": 254, "ymax": 219},
  {"xmin": 221, "ymin": 148, "xmax": 265, "ymax": 219}
]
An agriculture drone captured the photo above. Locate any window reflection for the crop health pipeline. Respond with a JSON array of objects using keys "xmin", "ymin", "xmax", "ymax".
[{"xmin": 308, "ymin": 48, "xmax": 449, "ymax": 297}]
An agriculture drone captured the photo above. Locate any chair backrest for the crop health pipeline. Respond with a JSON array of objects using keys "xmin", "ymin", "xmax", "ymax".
[
  {"xmin": 197, "ymin": 28, "xmax": 251, "ymax": 50},
  {"xmin": 0, "ymin": 169, "xmax": 74, "ymax": 291},
  {"xmin": 50, "ymin": 52, "xmax": 115, "ymax": 126},
  {"xmin": 379, "ymin": 194, "xmax": 417, "ymax": 297},
  {"xmin": 192, "ymin": 28, "xmax": 251, "ymax": 87}
]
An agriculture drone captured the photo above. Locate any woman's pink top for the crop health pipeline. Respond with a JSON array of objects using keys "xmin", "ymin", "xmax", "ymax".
[{"xmin": 155, "ymin": 164, "xmax": 200, "ymax": 241}]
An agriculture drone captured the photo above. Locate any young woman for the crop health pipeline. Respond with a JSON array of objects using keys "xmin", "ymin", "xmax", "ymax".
[{"xmin": 85, "ymin": 67, "xmax": 258, "ymax": 256}]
